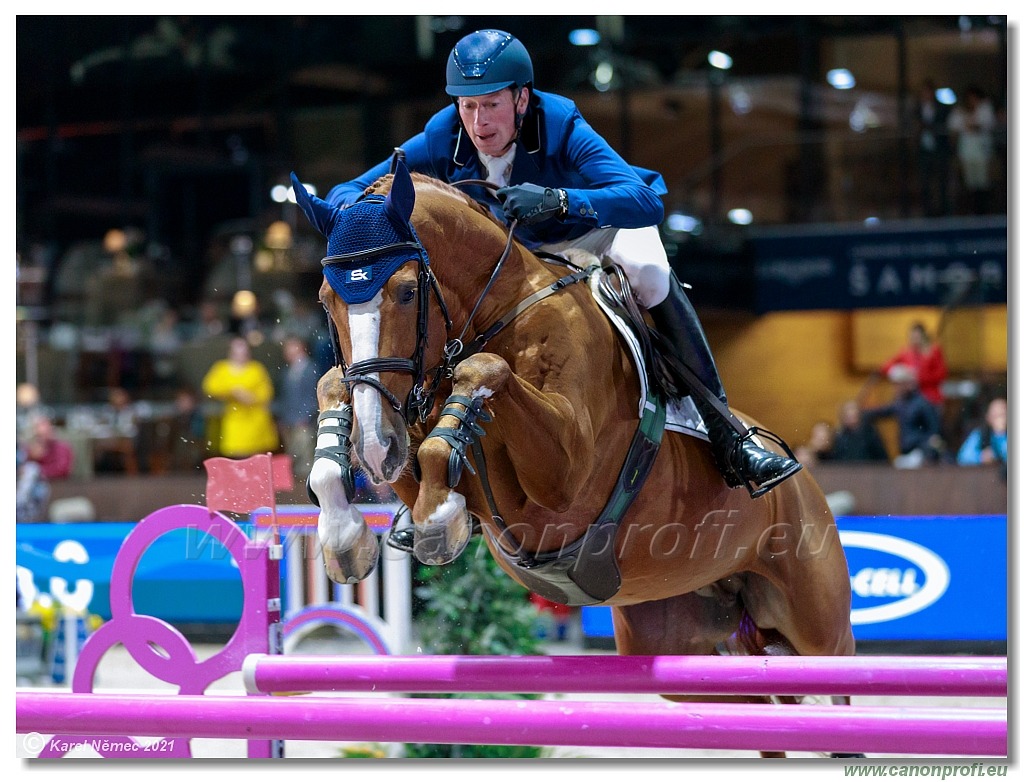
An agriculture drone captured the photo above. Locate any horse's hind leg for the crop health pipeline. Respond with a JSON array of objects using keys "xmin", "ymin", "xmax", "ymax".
[
  {"xmin": 612, "ymin": 590, "xmax": 771, "ymax": 707},
  {"xmin": 613, "ymin": 589, "xmax": 850, "ymax": 759},
  {"xmin": 736, "ymin": 561, "xmax": 861, "ymax": 758}
]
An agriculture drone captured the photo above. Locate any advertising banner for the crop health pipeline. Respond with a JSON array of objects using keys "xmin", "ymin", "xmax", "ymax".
[
  {"xmin": 749, "ymin": 217, "xmax": 1007, "ymax": 312},
  {"xmin": 583, "ymin": 514, "xmax": 1007, "ymax": 643}
]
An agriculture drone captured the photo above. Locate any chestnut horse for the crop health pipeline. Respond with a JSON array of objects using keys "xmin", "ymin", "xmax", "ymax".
[{"xmin": 294, "ymin": 160, "xmax": 855, "ymax": 752}]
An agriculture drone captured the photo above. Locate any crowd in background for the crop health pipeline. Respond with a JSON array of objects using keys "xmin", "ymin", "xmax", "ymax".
[{"xmin": 795, "ymin": 322, "xmax": 1007, "ymax": 481}]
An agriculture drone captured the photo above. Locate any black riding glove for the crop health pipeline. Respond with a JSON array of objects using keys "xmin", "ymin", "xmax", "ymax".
[{"xmin": 495, "ymin": 183, "xmax": 567, "ymax": 225}]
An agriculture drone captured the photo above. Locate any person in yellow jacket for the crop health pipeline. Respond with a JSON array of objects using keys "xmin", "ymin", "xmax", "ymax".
[{"xmin": 201, "ymin": 336, "xmax": 280, "ymax": 457}]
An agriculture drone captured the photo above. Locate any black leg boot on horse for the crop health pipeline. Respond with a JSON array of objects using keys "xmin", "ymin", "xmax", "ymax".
[{"xmin": 649, "ymin": 273, "xmax": 802, "ymax": 499}]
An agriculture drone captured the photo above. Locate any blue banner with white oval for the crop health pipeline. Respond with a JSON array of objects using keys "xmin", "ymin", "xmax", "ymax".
[
  {"xmin": 582, "ymin": 514, "xmax": 1007, "ymax": 643},
  {"xmin": 837, "ymin": 515, "xmax": 1006, "ymax": 641}
]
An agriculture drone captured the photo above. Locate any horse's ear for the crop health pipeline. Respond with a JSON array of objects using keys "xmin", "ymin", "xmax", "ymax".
[
  {"xmin": 290, "ymin": 172, "xmax": 340, "ymax": 238},
  {"xmin": 384, "ymin": 157, "xmax": 415, "ymax": 236}
]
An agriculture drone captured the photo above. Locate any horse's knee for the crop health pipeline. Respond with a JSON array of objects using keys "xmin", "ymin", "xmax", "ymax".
[
  {"xmin": 452, "ymin": 353, "xmax": 510, "ymax": 397},
  {"xmin": 316, "ymin": 366, "xmax": 349, "ymax": 406}
]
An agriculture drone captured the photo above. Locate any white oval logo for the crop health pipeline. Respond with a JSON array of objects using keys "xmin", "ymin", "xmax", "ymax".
[{"xmin": 839, "ymin": 531, "xmax": 950, "ymax": 625}]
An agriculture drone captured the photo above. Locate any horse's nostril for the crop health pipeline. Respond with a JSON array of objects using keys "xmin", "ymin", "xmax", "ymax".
[{"xmin": 383, "ymin": 446, "xmax": 404, "ymax": 478}]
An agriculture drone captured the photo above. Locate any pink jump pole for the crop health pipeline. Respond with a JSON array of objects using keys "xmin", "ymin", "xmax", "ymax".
[
  {"xmin": 16, "ymin": 692, "xmax": 1007, "ymax": 757},
  {"xmin": 241, "ymin": 654, "xmax": 1008, "ymax": 698}
]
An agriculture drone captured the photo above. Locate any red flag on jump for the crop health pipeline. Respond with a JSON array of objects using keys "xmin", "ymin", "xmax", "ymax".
[
  {"xmin": 270, "ymin": 453, "xmax": 295, "ymax": 492},
  {"xmin": 204, "ymin": 454, "xmax": 276, "ymax": 515}
]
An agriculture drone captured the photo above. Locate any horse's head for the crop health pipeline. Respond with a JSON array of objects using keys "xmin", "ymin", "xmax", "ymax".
[{"xmin": 292, "ymin": 160, "xmax": 452, "ymax": 485}]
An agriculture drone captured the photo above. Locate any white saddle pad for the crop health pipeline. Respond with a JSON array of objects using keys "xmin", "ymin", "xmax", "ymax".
[{"xmin": 589, "ymin": 273, "xmax": 709, "ymax": 442}]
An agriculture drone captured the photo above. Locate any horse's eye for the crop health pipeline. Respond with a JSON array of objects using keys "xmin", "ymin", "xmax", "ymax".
[{"xmin": 398, "ymin": 285, "xmax": 416, "ymax": 304}]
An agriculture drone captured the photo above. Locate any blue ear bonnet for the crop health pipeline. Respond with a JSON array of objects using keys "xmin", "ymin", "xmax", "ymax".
[{"xmin": 321, "ymin": 197, "xmax": 422, "ymax": 305}]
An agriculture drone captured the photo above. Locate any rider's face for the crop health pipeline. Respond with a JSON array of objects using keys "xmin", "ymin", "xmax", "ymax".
[{"xmin": 457, "ymin": 88, "xmax": 528, "ymax": 157}]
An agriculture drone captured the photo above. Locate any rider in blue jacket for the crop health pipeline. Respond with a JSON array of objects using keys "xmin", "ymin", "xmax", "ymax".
[{"xmin": 326, "ymin": 30, "xmax": 801, "ymax": 548}]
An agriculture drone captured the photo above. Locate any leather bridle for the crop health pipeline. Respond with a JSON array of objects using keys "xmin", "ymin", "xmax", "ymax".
[{"xmin": 320, "ymin": 179, "xmax": 521, "ymax": 426}]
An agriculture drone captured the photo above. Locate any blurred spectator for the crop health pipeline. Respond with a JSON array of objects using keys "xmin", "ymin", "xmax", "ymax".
[
  {"xmin": 17, "ymin": 448, "xmax": 50, "ymax": 523},
  {"xmin": 149, "ymin": 307, "xmax": 184, "ymax": 387},
  {"xmin": 196, "ymin": 300, "xmax": 226, "ymax": 338},
  {"xmin": 170, "ymin": 386, "xmax": 206, "ymax": 470},
  {"xmin": 876, "ymin": 322, "xmax": 948, "ymax": 412},
  {"xmin": 201, "ymin": 335, "xmax": 280, "ymax": 458},
  {"xmin": 270, "ymin": 289, "xmax": 320, "ymax": 347},
  {"xmin": 957, "ymin": 397, "xmax": 1007, "ymax": 469},
  {"xmin": 795, "ymin": 420, "xmax": 835, "ymax": 466},
  {"xmin": 85, "ymin": 227, "xmax": 155, "ymax": 326},
  {"xmin": 831, "ymin": 400, "xmax": 890, "ymax": 463},
  {"xmin": 862, "ymin": 365, "xmax": 944, "ymax": 469},
  {"xmin": 947, "ymin": 85, "xmax": 996, "ymax": 215},
  {"xmin": 16, "ymin": 383, "xmax": 52, "ymax": 443},
  {"xmin": 106, "ymin": 387, "xmax": 139, "ymax": 438},
  {"xmin": 914, "ymin": 78, "xmax": 953, "ymax": 217},
  {"xmin": 24, "ymin": 413, "xmax": 74, "ymax": 480},
  {"xmin": 275, "ymin": 336, "xmax": 320, "ymax": 480},
  {"xmin": 93, "ymin": 387, "xmax": 140, "ymax": 473}
]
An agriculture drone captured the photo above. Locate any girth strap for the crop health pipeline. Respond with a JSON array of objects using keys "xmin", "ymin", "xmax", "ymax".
[{"xmin": 480, "ymin": 393, "xmax": 668, "ymax": 604}]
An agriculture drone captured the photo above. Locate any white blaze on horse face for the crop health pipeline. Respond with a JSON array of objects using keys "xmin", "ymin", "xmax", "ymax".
[{"xmin": 348, "ymin": 294, "xmax": 391, "ymax": 479}]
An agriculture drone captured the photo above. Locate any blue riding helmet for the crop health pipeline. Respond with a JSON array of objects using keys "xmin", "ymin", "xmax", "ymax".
[{"xmin": 445, "ymin": 29, "xmax": 534, "ymax": 97}]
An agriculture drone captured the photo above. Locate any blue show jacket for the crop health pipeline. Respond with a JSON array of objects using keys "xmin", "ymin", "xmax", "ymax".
[{"xmin": 325, "ymin": 90, "xmax": 667, "ymax": 249}]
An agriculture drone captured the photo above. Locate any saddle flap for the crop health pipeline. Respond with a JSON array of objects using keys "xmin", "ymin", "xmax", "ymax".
[{"xmin": 590, "ymin": 269, "xmax": 709, "ymax": 442}]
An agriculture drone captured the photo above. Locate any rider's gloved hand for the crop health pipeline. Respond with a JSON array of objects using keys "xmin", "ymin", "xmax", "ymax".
[{"xmin": 496, "ymin": 183, "xmax": 567, "ymax": 225}]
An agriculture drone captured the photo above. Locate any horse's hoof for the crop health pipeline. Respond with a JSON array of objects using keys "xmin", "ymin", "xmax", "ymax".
[
  {"xmin": 413, "ymin": 522, "xmax": 472, "ymax": 565},
  {"xmin": 322, "ymin": 525, "xmax": 380, "ymax": 583},
  {"xmin": 412, "ymin": 498, "xmax": 472, "ymax": 565}
]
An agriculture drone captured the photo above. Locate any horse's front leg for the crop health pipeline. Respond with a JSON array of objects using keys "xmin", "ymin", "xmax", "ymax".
[
  {"xmin": 308, "ymin": 367, "xmax": 380, "ymax": 583},
  {"xmin": 412, "ymin": 352, "xmax": 594, "ymax": 563}
]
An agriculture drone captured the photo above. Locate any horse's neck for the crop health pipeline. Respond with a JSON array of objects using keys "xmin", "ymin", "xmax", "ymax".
[{"xmin": 421, "ymin": 206, "xmax": 541, "ymax": 331}]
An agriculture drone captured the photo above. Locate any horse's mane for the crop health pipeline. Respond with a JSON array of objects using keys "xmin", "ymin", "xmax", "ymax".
[{"xmin": 364, "ymin": 172, "xmax": 502, "ymax": 227}]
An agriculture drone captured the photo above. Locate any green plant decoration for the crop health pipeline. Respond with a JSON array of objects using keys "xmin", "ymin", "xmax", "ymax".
[{"xmin": 405, "ymin": 537, "xmax": 545, "ymax": 758}]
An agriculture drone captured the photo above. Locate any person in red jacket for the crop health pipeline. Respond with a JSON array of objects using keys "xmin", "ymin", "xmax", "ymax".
[
  {"xmin": 24, "ymin": 414, "xmax": 74, "ymax": 480},
  {"xmin": 878, "ymin": 322, "xmax": 949, "ymax": 410}
]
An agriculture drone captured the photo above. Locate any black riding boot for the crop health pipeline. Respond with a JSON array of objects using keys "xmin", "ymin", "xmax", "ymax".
[
  {"xmin": 648, "ymin": 273, "xmax": 802, "ymax": 498},
  {"xmin": 385, "ymin": 504, "xmax": 416, "ymax": 553}
]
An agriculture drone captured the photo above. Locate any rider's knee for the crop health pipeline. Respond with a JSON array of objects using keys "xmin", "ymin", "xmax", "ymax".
[{"xmin": 621, "ymin": 261, "xmax": 670, "ymax": 307}]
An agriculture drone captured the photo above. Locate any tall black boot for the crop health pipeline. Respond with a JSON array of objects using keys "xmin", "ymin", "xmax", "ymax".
[
  {"xmin": 385, "ymin": 504, "xmax": 416, "ymax": 553},
  {"xmin": 648, "ymin": 273, "xmax": 802, "ymax": 498}
]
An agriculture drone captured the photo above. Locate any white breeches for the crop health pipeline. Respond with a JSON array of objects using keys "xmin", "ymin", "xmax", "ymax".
[{"xmin": 539, "ymin": 225, "xmax": 671, "ymax": 307}]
